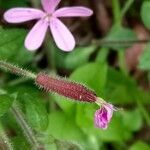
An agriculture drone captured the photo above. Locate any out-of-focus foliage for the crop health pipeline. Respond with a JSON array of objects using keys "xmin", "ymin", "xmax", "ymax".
[
  {"xmin": 0, "ymin": 0, "xmax": 150, "ymax": 150},
  {"xmin": 141, "ymin": 1, "xmax": 150, "ymax": 29}
]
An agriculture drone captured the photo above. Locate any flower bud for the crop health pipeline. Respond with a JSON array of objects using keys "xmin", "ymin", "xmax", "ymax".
[{"xmin": 35, "ymin": 73, "xmax": 97, "ymax": 103}]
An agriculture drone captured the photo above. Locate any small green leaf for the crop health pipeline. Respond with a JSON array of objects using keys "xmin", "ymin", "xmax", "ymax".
[
  {"xmin": 104, "ymin": 25, "xmax": 137, "ymax": 49},
  {"xmin": 12, "ymin": 136, "xmax": 30, "ymax": 150},
  {"xmin": 52, "ymin": 94, "xmax": 75, "ymax": 116},
  {"xmin": 64, "ymin": 46, "xmax": 96, "ymax": 70},
  {"xmin": 23, "ymin": 93, "xmax": 48, "ymax": 131},
  {"xmin": 105, "ymin": 67, "xmax": 137, "ymax": 104},
  {"xmin": 141, "ymin": 1, "xmax": 150, "ymax": 29},
  {"xmin": 139, "ymin": 43, "xmax": 150, "ymax": 71},
  {"xmin": 0, "ymin": 27, "xmax": 33, "ymax": 65},
  {"xmin": 0, "ymin": 94, "xmax": 13, "ymax": 117},
  {"xmin": 45, "ymin": 111, "xmax": 85, "ymax": 146},
  {"xmin": 75, "ymin": 103, "xmax": 97, "ymax": 136},
  {"xmin": 130, "ymin": 141, "xmax": 150, "ymax": 150},
  {"xmin": 122, "ymin": 109, "xmax": 143, "ymax": 132}
]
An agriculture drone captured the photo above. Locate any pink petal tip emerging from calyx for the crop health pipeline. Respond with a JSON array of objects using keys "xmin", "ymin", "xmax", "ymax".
[{"xmin": 94, "ymin": 104, "xmax": 114, "ymax": 129}]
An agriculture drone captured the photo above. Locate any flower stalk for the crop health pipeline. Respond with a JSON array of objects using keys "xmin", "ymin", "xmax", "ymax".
[
  {"xmin": 0, "ymin": 60, "xmax": 119, "ymax": 129},
  {"xmin": 11, "ymin": 103, "xmax": 44, "ymax": 150},
  {"xmin": 0, "ymin": 60, "xmax": 36, "ymax": 79}
]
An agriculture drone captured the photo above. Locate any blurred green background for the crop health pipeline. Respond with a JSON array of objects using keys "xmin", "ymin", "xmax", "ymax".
[{"xmin": 0, "ymin": 0, "xmax": 150, "ymax": 150}]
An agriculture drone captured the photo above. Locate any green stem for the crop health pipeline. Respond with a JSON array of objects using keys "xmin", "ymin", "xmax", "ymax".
[
  {"xmin": 112, "ymin": 0, "xmax": 130, "ymax": 75},
  {"xmin": 96, "ymin": 47, "xmax": 109, "ymax": 64},
  {"xmin": 112, "ymin": 0, "xmax": 121, "ymax": 24},
  {"xmin": 44, "ymin": 35, "xmax": 56, "ymax": 72},
  {"xmin": 11, "ymin": 103, "xmax": 44, "ymax": 150},
  {"xmin": 0, "ymin": 122, "xmax": 13, "ymax": 150},
  {"xmin": 120, "ymin": 0, "xmax": 134, "ymax": 20},
  {"xmin": 92, "ymin": 39, "xmax": 149, "ymax": 46},
  {"xmin": 44, "ymin": 36, "xmax": 57, "ymax": 112}
]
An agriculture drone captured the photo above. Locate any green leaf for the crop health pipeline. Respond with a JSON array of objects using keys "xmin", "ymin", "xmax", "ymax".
[
  {"xmin": 75, "ymin": 103, "xmax": 97, "ymax": 135},
  {"xmin": 23, "ymin": 93, "xmax": 48, "ymax": 131},
  {"xmin": 129, "ymin": 141, "xmax": 150, "ymax": 150},
  {"xmin": 45, "ymin": 111, "xmax": 85, "ymax": 147},
  {"xmin": 141, "ymin": 1, "xmax": 150, "ymax": 29},
  {"xmin": 0, "ymin": 94, "xmax": 13, "ymax": 117},
  {"xmin": 105, "ymin": 67, "xmax": 137, "ymax": 104},
  {"xmin": 105, "ymin": 68, "xmax": 150, "ymax": 104},
  {"xmin": 12, "ymin": 136, "xmax": 30, "ymax": 150},
  {"xmin": 0, "ymin": 27, "xmax": 33, "ymax": 65},
  {"xmin": 64, "ymin": 46, "xmax": 96, "ymax": 70},
  {"xmin": 139, "ymin": 43, "xmax": 150, "ymax": 71},
  {"xmin": 122, "ymin": 109, "xmax": 143, "ymax": 132},
  {"xmin": 105, "ymin": 85, "xmax": 134, "ymax": 104},
  {"xmin": 104, "ymin": 25, "xmax": 137, "ymax": 49},
  {"xmin": 52, "ymin": 94, "xmax": 75, "ymax": 116}
]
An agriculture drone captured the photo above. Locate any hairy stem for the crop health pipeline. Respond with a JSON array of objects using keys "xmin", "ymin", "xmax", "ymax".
[
  {"xmin": 10, "ymin": 104, "xmax": 44, "ymax": 150},
  {"xmin": 0, "ymin": 60, "xmax": 36, "ymax": 79}
]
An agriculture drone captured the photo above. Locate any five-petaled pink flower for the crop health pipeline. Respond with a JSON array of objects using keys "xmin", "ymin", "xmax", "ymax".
[
  {"xmin": 4, "ymin": 0, "xmax": 93, "ymax": 51},
  {"xmin": 95, "ymin": 98, "xmax": 118, "ymax": 129}
]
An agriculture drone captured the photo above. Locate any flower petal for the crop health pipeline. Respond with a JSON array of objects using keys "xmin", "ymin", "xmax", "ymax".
[
  {"xmin": 49, "ymin": 17, "xmax": 75, "ymax": 51},
  {"xmin": 4, "ymin": 8, "xmax": 44, "ymax": 23},
  {"xmin": 53, "ymin": 7, "xmax": 93, "ymax": 17},
  {"xmin": 94, "ymin": 108, "xmax": 108, "ymax": 129},
  {"xmin": 94, "ymin": 104, "xmax": 114, "ymax": 129},
  {"xmin": 25, "ymin": 19, "xmax": 48, "ymax": 51},
  {"xmin": 41, "ymin": 0, "xmax": 61, "ymax": 13}
]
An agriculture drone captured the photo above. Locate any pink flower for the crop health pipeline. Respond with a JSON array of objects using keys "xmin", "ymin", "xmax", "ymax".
[
  {"xmin": 94, "ymin": 103, "xmax": 116, "ymax": 129},
  {"xmin": 4, "ymin": 0, "xmax": 93, "ymax": 51}
]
